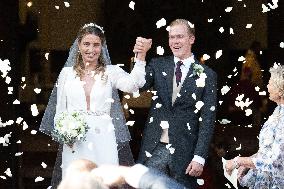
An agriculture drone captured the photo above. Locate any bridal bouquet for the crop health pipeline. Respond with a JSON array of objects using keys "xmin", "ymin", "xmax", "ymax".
[{"xmin": 52, "ymin": 111, "xmax": 89, "ymax": 146}]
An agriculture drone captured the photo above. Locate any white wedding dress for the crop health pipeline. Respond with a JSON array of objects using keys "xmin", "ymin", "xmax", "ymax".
[{"xmin": 55, "ymin": 62, "xmax": 145, "ymax": 177}]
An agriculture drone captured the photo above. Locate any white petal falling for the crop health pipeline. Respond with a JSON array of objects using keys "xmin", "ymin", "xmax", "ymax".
[
  {"xmin": 64, "ymin": 2, "xmax": 70, "ymax": 7},
  {"xmin": 246, "ymin": 24, "xmax": 252, "ymax": 28},
  {"xmin": 129, "ymin": 1, "xmax": 135, "ymax": 10},
  {"xmin": 156, "ymin": 18, "xmax": 167, "ymax": 28},
  {"xmin": 35, "ymin": 176, "xmax": 44, "ymax": 182},
  {"xmin": 216, "ymin": 50, "xmax": 223, "ymax": 59},
  {"xmin": 156, "ymin": 46, "xmax": 164, "ymax": 55},
  {"xmin": 280, "ymin": 42, "xmax": 284, "ymax": 48},
  {"xmin": 225, "ymin": 7, "xmax": 233, "ymax": 12},
  {"xmin": 31, "ymin": 104, "xmax": 39, "ymax": 116}
]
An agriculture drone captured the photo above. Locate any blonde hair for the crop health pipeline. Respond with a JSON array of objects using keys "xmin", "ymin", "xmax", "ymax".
[
  {"xmin": 74, "ymin": 25, "xmax": 106, "ymax": 78},
  {"xmin": 169, "ymin": 19, "xmax": 195, "ymax": 36},
  {"xmin": 269, "ymin": 64, "xmax": 284, "ymax": 96}
]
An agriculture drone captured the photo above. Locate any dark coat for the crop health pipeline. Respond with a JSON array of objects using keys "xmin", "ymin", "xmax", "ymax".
[{"xmin": 138, "ymin": 56, "xmax": 217, "ymax": 177}]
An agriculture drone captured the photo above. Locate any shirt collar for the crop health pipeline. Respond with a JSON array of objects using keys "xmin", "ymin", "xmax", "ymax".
[{"xmin": 174, "ymin": 54, "xmax": 195, "ymax": 68}]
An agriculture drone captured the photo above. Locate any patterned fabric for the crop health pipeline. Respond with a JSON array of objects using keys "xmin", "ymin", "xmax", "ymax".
[
  {"xmin": 239, "ymin": 105, "xmax": 284, "ymax": 189},
  {"xmin": 175, "ymin": 61, "xmax": 183, "ymax": 86}
]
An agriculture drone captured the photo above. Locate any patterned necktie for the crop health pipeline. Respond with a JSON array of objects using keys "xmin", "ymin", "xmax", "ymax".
[{"xmin": 175, "ymin": 61, "xmax": 183, "ymax": 86}]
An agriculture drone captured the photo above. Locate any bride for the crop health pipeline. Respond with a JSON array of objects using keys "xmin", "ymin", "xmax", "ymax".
[{"xmin": 39, "ymin": 23, "xmax": 151, "ymax": 187}]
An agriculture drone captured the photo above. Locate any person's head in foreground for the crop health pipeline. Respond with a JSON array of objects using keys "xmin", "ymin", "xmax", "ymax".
[{"xmin": 267, "ymin": 64, "xmax": 284, "ymax": 104}]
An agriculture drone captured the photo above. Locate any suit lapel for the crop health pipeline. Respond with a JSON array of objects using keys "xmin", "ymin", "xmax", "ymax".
[{"xmin": 164, "ymin": 56, "xmax": 175, "ymax": 107}]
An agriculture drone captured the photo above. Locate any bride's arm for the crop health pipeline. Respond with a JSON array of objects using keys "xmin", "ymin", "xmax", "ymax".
[
  {"xmin": 107, "ymin": 60, "xmax": 146, "ymax": 93},
  {"xmin": 55, "ymin": 67, "xmax": 69, "ymax": 115}
]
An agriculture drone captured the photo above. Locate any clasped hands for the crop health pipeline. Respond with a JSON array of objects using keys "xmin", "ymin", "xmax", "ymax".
[{"xmin": 133, "ymin": 37, "xmax": 152, "ymax": 61}]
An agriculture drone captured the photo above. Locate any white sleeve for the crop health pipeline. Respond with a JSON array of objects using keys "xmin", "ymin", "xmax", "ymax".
[
  {"xmin": 55, "ymin": 68, "xmax": 69, "ymax": 120},
  {"xmin": 124, "ymin": 164, "xmax": 149, "ymax": 188},
  {"xmin": 107, "ymin": 60, "xmax": 146, "ymax": 93}
]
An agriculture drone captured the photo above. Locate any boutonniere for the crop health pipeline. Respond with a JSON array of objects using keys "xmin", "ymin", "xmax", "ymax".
[
  {"xmin": 192, "ymin": 63, "xmax": 204, "ymax": 77},
  {"xmin": 192, "ymin": 63, "xmax": 207, "ymax": 87}
]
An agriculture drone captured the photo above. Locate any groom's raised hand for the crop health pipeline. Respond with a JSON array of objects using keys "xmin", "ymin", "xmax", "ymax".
[{"xmin": 133, "ymin": 37, "xmax": 152, "ymax": 61}]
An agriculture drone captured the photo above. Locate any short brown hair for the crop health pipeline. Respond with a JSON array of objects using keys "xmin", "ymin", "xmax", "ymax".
[{"xmin": 169, "ymin": 19, "xmax": 195, "ymax": 36}]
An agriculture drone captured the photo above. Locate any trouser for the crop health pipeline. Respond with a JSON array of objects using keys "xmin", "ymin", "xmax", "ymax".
[{"xmin": 144, "ymin": 142, "xmax": 198, "ymax": 189}]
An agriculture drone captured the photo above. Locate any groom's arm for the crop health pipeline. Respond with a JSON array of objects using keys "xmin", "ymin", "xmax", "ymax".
[{"xmin": 194, "ymin": 68, "xmax": 217, "ymax": 159}]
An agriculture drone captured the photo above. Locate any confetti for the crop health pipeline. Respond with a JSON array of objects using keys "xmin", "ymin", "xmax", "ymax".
[
  {"xmin": 8, "ymin": 87, "xmax": 13, "ymax": 94},
  {"xmin": 126, "ymin": 121, "xmax": 135, "ymax": 126},
  {"xmin": 35, "ymin": 176, "xmax": 44, "ymax": 182},
  {"xmin": 34, "ymin": 88, "xmax": 41, "ymax": 94},
  {"xmin": 221, "ymin": 85, "xmax": 230, "ymax": 95},
  {"xmin": 197, "ymin": 179, "xmax": 204, "ymax": 185},
  {"xmin": 41, "ymin": 162, "xmax": 47, "ymax": 169},
  {"xmin": 149, "ymin": 117, "xmax": 153, "ymax": 123},
  {"xmin": 225, "ymin": 7, "xmax": 233, "ymax": 12},
  {"xmin": 31, "ymin": 130, "xmax": 37, "ymax": 135},
  {"xmin": 210, "ymin": 106, "xmax": 216, "ymax": 111},
  {"xmin": 246, "ymin": 24, "xmax": 252, "ymax": 28},
  {"xmin": 202, "ymin": 54, "xmax": 210, "ymax": 60},
  {"xmin": 238, "ymin": 56, "xmax": 245, "ymax": 61},
  {"xmin": 4, "ymin": 168, "xmax": 12, "ymax": 177},
  {"xmin": 236, "ymin": 144, "xmax": 242, "ymax": 150},
  {"xmin": 215, "ymin": 50, "xmax": 222, "ymax": 59},
  {"xmin": 5, "ymin": 76, "xmax": 11, "ymax": 84},
  {"xmin": 245, "ymin": 109, "xmax": 252, "ymax": 116},
  {"xmin": 0, "ymin": 176, "xmax": 6, "ymax": 180},
  {"xmin": 0, "ymin": 59, "xmax": 11, "ymax": 78},
  {"xmin": 15, "ymin": 152, "xmax": 23, "ymax": 156},
  {"xmin": 23, "ymin": 121, "xmax": 29, "ymax": 130},
  {"xmin": 145, "ymin": 151, "xmax": 152, "ymax": 157},
  {"xmin": 169, "ymin": 147, "xmax": 175, "ymax": 154},
  {"xmin": 219, "ymin": 119, "xmax": 231, "ymax": 124},
  {"xmin": 45, "ymin": 53, "xmax": 49, "ymax": 60},
  {"xmin": 160, "ymin": 121, "xmax": 169, "ymax": 129},
  {"xmin": 187, "ymin": 21, "xmax": 194, "ymax": 28},
  {"xmin": 280, "ymin": 42, "xmax": 284, "ymax": 48},
  {"xmin": 129, "ymin": 109, "xmax": 134, "ymax": 114},
  {"xmin": 31, "ymin": 104, "xmax": 39, "ymax": 116},
  {"xmin": 55, "ymin": 6, "xmax": 59, "ymax": 9},
  {"xmin": 195, "ymin": 101, "xmax": 204, "ymax": 110},
  {"xmin": 155, "ymin": 103, "xmax": 162, "ymax": 108},
  {"xmin": 13, "ymin": 99, "xmax": 20, "ymax": 104},
  {"xmin": 219, "ymin": 27, "xmax": 224, "ymax": 33},
  {"xmin": 129, "ymin": 1, "xmax": 135, "ymax": 10},
  {"xmin": 162, "ymin": 72, "xmax": 167, "ymax": 76},
  {"xmin": 27, "ymin": 2, "xmax": 33, "ymax": 7},
  {"xmin": 259, "ymin": 91, "xmax": 266, "ymax": 96},
  {"xmin": 152, "ymin": 96, "xmax": 158, "ymax": 100},
  {"xmin": 187, "ymin": 123, "xmax": 191, "ymax": 130},
  {"xmin": 192, "ymin": 93, "xmax": 196, "ymax": 100},
  {"xmin": 124, "ymin": 95, "xmax": 130, "ymax": 99},
  {"xmin": 123, "ymin": 103, "xmax": 129, "ymax": 109},
  {"xmin": 208, "ymin": 19, "xmax": 213, "ymax": 22},
  {"xmin": 229, "ymin": 28, "xmax": 234, "ymax": 34},
  {"xmin": 64, "ymin": 2, "xmax": 70, "ymax": 7},
  {"xmin": 156, "ymin": 18, "xmax": 167, "ymax": 28},
  {"xmin": 157, "ymin": 46, "xmax": 164, "ymax": 55}
]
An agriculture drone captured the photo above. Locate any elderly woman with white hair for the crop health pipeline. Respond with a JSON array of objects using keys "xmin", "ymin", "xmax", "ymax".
[{"xmin": 225, "ymin": 64, "xmax": 284, "ymax": 188}]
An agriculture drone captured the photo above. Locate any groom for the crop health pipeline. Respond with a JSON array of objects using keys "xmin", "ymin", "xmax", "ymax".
[{"xmin": 134, "ymin": 19, "xmax": 217, "ymax": 188}]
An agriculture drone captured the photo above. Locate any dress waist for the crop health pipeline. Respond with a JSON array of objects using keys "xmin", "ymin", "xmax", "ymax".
[{"xmin": 76, "ymin": 110, "xmax": 108, "ymax": 116}]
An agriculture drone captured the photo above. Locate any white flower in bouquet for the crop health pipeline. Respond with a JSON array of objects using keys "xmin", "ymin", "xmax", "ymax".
[{"xmin": 52, "ymin": 111, "xmax": 89, "ymax": 146}]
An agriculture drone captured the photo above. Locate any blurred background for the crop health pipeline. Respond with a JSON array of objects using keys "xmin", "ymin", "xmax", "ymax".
[{"xmin": 0, "ymin": 0, "xmax": 283, "ymax": 188}]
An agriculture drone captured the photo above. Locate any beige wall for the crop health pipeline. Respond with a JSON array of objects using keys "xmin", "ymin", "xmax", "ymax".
[
  {"xmin": 229, "ymin": 0, "xmax": 267, "ymax": 49},
  {"xmin": 19, "ymin": 0, "xmax": 104, "ymax": 50}
]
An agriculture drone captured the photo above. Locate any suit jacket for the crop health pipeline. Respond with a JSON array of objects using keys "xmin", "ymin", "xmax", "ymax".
[
  {"xmin": 138, "ymin": 56, "xmax": 217, "ymax": 176},
  {"xmin": 139, "ymin": 169, "xmax": 188, "ymax": 189}
]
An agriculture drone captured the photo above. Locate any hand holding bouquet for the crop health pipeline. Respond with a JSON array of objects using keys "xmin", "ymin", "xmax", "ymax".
[{"xmin": 52, "ymin": 111, "xmax": 89, "ymax": 148}]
